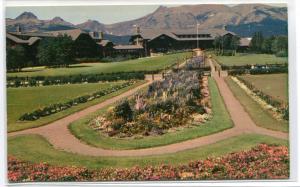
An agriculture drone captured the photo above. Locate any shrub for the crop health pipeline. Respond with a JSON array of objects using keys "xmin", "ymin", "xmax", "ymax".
[
  {"xmin": 114, "ymin": 100, "xmax": 133, "ymax": 121},
  {"xmin": 8, "ymin": 72, "xmax": 146, "ymax": 87}
]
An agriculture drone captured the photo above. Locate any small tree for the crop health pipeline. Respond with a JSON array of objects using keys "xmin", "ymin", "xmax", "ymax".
[
  {"xmin": 114, "ymin": 100, "xmax": 133, "ymax": 121},
  {"xmin": 249, "ymin": 32, "xmax": 264, "ymax": 53},
  {"xmin": 272, "ymin": 36, "xmax": 288, "ymax": 57},
  {"xmin": 37, "ymin": 34, "xmax": 75, "ymax": 67},
  {"xmin": 6, "ymin": 45, "xmax": 26, "ymax": 71},
  {"xmin": 262, "ymin": 36, "xmax": 275, "ymax": 54},
  {"xmin": 213, "ymin": 36, "xmax": 222, "ymax": 55},
  {"xmin": 230, "ymin": 35, "xmax": 240, "ymax": 56},
  {"xmin": 55, "ymin": 35, "xmax": 75, "ymax": 67}
]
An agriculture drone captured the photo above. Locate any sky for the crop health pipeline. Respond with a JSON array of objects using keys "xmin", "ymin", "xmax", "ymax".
[
  {"xmin": 6, "ymin": 5, "xmax": 168, "ymax": 24},
  {"xmin": 6, "ymin": 4, "xmax": 286, "ymax": 25}
]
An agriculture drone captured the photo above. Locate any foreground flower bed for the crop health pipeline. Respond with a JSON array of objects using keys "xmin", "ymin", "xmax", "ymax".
[{"xmin": 8, "ymin": 144, "xmax": 289, "ymax": 182}]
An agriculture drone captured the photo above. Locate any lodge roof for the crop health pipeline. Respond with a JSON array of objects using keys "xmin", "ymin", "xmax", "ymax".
[
  {"xmin": 8, "ymin": 31, "xmax": 54, "ymax": 38},
  {"xmin": 113, "ymin": 45, "xmax": 144, "ymax": 50},
  {"xmin": 133, "ymin": 28, "xmax": 236, "ymax": 41},
  {"xmin": 44, "ymin": 29, "xmax": 87, "ymax": 41},
  {"xmin": 6, "ymin": 33, "xmax": 41, "ymax": 46}
]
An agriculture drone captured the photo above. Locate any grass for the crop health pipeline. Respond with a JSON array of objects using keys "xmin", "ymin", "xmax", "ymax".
[
  {"xmin": 7, "ymin": 52, "xmax": 192, "ymax": 78},
  {"xmin": 214, "ymin": 53, "xmax": 288, "ymax": 66},
  {"xmin": 8, "ymin": 133, "xmax": 288, "ymax": 169},
  {"xmin": 7, "ymin": 81, "xmax": 145, "ymax": 132},
  {"xmin": 68, "ymin": 78, "xmax": 233, "ymax": 150},
  {"xmin": 225, "ymin": 77, "xmax": 288, "ymax": 132},
  {"xmin": 239, "ymin": 73, "xmax": 288, "ymax": 103}
]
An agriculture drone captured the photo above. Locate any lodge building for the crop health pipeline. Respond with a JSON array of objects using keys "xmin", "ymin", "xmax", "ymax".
[
  {"xmin": 6, "ymin": 26, "xmax": 251, "ymax": 63},
  {"xmin": 129, "ymin": 28, "xmax": 238, "ymax": 56}
]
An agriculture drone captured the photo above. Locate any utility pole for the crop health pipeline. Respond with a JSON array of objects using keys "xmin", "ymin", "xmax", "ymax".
[{"xmin": 196, "ymin": 23, "xmax": 200, "ymax": 49}]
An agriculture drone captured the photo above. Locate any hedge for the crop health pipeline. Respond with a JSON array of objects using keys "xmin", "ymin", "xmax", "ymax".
[
  {"xmin": 7, "ymin": 72, "xmax": 150, "ymax": 87},
  {"xmin": 18, "ymin": 81, "xmax": 137, "ymax": 121},
  {"xmin": 236, "ymin": 76, "xmax": 288, "ymax": 120},
  {"xmin": 249, "ymin": 67, "xmax": 288, "ymax": 74}
]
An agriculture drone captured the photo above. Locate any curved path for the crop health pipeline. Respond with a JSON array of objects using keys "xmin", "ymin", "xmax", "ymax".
[{"xmin": 8, "ymin": 59, "xmax": 288, "ymax": 157}]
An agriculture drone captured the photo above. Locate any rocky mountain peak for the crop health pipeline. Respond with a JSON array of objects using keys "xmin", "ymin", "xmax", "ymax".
[{"xmin": 16, "ymin": 11, "xmax": 38, "ymax": 20}]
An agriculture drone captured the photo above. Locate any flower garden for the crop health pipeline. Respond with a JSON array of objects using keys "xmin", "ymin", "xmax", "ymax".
[
  {"xmin": 6, "ymin": 51, "xmax": 290, "ymax": 183},
  {"xmin": 7, "ymin": 144, "xmax": 289, "ymax": 182},
  {"xmin": 89, "ymin": 57, "xmax": 212, "ymax": 138}
]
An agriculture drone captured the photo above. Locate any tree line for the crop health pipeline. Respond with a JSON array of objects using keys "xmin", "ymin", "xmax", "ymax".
[
  {"xmin": 213, "ymin": 34, "xmax": 240, "ymax": 56},
  {"xmin": 212, "ymin": 32, "xmax": 288, "ymax": 57},
  {"xmin": 249, "ymin": 32, "xmax": 288, "ymax": 57},
  {"xmin": 7, "ymin": 34, "xmax": 101, "ymax": 72},
  {"xmin": 7, "ymin": 35, "xmax": 76, "ymax": 71}
]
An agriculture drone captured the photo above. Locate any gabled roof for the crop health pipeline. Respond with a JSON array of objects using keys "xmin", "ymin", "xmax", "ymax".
[
  {"xmin": 6, "ymin": 33, "xmax": 40, "ymax": 46},
  {"xmin": 8, "ymin": 32, "xmax": 54, "ymax": 38},
  {"xmin": 44, "ymin": 29, "xmax": 87, "ymax": 40}
]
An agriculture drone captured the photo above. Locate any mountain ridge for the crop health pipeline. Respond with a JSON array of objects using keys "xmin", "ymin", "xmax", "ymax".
[{"xmin": 6, "ymin": 4, "xmax": 287, "ymax": 37}]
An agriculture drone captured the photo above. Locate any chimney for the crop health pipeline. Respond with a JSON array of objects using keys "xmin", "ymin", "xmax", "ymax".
[
  {"xmin": 16, "ymin": 25, "xmax": 22, "ymax": 33},
  {"xmin": 136, "ymin": 26, "xmax": 140, "ymax": 34}
]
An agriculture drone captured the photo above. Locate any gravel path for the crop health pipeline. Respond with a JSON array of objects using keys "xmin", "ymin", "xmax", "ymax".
[{"xmin": 8, "ymin": 59, "xmax": 288, "ymax": 157}]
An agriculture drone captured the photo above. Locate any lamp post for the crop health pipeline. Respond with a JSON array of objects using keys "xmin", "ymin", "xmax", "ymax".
[{"xmin": 196, "ymin": 23, "xmax": 200, "ymax": 49}]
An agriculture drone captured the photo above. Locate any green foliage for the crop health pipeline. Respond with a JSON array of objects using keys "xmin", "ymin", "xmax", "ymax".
[
  {"xmin": 73, "ymin": 34, "xmax": 99, "ymax": 58},
  {"xmin": 250, "ymin": 32, "xmax": 288, "ymax": 57},
  {"xmin": 213, "ymin": 35, "xmax": 240, "ymax": 56},
  {"xmin": 37, "ymin": 34, "xmax": 75, "ymax": 67},
  {"xmin": 113, "ymin": 100, "xmax": 133, "ymax": 121},
  {"xmin": 272, "ymin": 36, "xmax": 288, "ymax": 57},
  {"xmin": 250, "ymin": 32, "xmax": 264, "ymax": 52},
  {"xmin": 7, "ymin": 72, "xmax": 145, "ymax": 87},
  {"xmin": 6, "ymin": 46, "xmax": 27, "ymax": 71}
]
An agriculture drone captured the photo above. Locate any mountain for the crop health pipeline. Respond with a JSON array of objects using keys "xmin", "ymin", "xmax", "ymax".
[
  {"xmin": 6, "ymin": 12, "xmax": 76, "ymax": 32},
  {"xmin": 15, "ymin": 11, "xmax": 38, "ymax": 20},
  {"xmin": 6, "ymin": 4, "xmax": 287, "ymax": 37},
  {"xmin": 76, "ymin": 19, "xmax": 106, "ymax": 32},
  {"xmin": 104, "ymin": 4, "xmax": 287, "ymax": 36}
]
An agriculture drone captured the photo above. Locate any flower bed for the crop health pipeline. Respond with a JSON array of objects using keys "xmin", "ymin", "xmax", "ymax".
[
  {"xmin": 19, "ymin": 81, "xmax": 137, "ymax": 121},
  {"xmin": 89, "ymin": 69, "xmax": 211, "ymax": 138},
  {"xmin": 234, "ymin": 76, "xmax": 288, "ymax": 120},
  {"xmin": 8, "ymin": 144, "xmax": 289, "ymax": 182},
  {"xmin": 7, "ymin": 72, "xmax": 146, "ymax": 87}
]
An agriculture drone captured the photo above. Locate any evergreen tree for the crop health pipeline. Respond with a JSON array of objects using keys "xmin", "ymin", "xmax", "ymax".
[
  {"xmin": 37, "ymin": 34, "xmax": 75, "ymax": 67},
  {"xmin": 6, "ymin": 46, "xmax": 26, "ymax": 71},
  {"xmin": 250, "ymin": 32, "xmax": 264, "ymax": 52}
]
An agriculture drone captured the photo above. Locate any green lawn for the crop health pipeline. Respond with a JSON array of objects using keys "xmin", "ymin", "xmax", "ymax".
[
  {"xmin": 238, "ymin": 73, "xmax": 288, "ymax": 103},
  {"xmin": 214, "ymin": 53, "xmax": 288, "ymax": 66},
  {"xmin": 7, "ymin": 81, "xmax": 144, "ymax": 132},
  {"xmin": 68, "ymin": 78, "xmax": 233, "ymax": 150},
  {"xmin": 8, "ymin": 133, "xmax": 288, "ymax": 169},
  {"xmin": 225, "ymin": 77, "xmax": 288, "ymax": 132},
  {"xmin": 7, "ymin": 52, "xmax": 191, "ymax": 78}
]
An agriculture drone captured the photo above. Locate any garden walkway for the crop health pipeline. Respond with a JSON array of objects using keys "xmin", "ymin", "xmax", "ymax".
[{"xmin": 8, "ymin": 59, "xmax": 288, "ymax": 157}]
